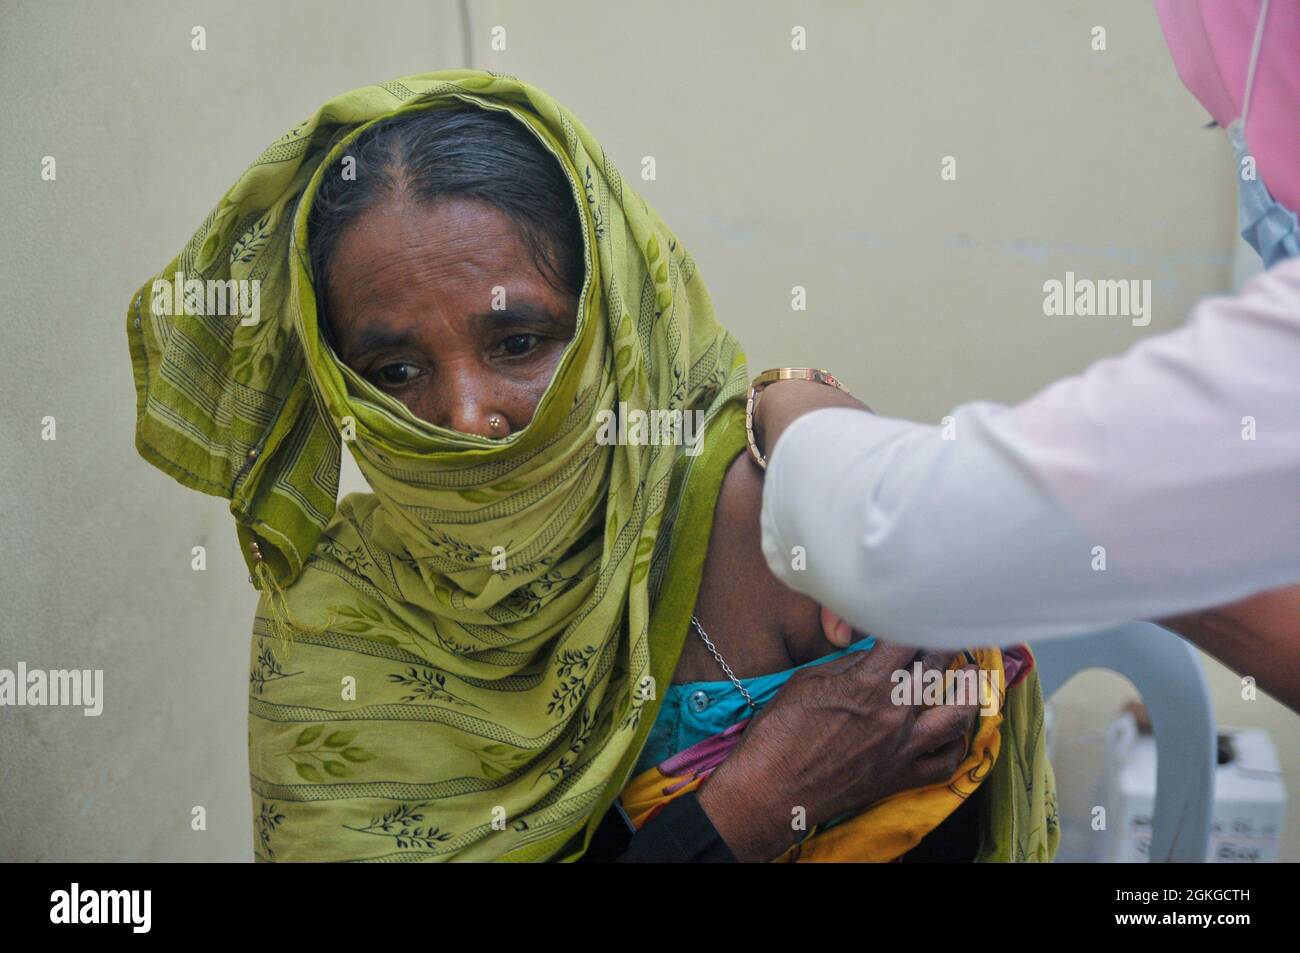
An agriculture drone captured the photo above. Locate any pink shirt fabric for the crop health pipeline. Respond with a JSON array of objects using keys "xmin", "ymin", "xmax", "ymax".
[{"xmin": 1155, "ymin": 0, "xmax": 1300, "ymax": 213}]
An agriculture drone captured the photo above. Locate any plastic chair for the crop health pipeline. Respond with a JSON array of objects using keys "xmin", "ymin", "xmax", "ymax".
[{"xmin": 1032, "ymin": 621, "xmax": 1216, "ymax": 862}]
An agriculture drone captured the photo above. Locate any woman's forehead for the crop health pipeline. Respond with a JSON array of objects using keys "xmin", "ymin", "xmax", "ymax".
[{"xmin": 324, "ymin": 198, "xmax": 575, "ymax": 333}]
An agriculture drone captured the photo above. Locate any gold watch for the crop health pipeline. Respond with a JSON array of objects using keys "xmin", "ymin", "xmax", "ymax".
[{"xmin": 745, "ymin": 368, "xmax": 849, "ymax": 469}]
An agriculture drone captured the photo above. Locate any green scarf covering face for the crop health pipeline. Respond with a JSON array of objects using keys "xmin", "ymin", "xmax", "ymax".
[{"xmin": 128, "ymin": 69, "xmax": 750, "ymax": 861}]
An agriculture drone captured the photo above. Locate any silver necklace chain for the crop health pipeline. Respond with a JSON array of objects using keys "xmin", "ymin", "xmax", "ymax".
[{"xmin": 690, "ymin": 614, "xmax": 756, "ymax": 710}]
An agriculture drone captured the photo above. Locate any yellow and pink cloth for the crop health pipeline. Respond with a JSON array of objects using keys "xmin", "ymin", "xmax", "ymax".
[{"xmin": 621, "ymin": 645, "xmax": 1042, "ymax": 862}]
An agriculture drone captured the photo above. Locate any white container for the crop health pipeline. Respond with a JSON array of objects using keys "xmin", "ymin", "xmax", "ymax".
[{"xmin": 1100, "ymin": 713, "xmax": 1286, "ymax": 862}]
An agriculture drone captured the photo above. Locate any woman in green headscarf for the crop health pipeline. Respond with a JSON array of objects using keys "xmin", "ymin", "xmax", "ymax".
[{"xmin": 128, "ymin": 69, "xmax": 1057, "ymax": 862}]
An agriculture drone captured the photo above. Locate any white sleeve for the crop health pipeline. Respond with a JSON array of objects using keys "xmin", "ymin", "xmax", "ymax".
[{"xmin": 760, "ymin": 256, "xmax": 1300, "ymax": 649}]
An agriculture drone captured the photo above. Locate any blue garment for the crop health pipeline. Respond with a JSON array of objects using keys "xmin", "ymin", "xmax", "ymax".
[
  {"xmin": 634, "ymin": 636, "xmax": 877, "ymax": 776},
  {"xmin": 1228, "ymin": 120, "xmax": 1300, "ymax": 269}
]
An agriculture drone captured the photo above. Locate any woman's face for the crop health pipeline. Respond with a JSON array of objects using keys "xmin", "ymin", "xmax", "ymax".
[{"xmin": 324, "ymin": 195, "xmax": 579, "ymax": 437}]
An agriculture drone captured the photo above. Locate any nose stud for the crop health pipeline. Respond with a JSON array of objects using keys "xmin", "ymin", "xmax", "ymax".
[{"xmin": 488, "ymin": 415, "xmax": 503, "ymax": 435}]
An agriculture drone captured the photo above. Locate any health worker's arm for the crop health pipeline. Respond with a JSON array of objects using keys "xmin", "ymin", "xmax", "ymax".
[{"xmin": 759, "ymin": 256, "xmax": 1300, "ymax": 654}]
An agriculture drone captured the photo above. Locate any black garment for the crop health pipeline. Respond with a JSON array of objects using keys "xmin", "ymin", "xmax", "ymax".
[
  {"xmin": 581, "ymin": 783, "xmax": 981, "ymax": 863},
  {"xmin": 579, "ymin": 792, "xmax": 736, "ymax": 863},
  {"xmin": 899, "ymin": 786, "xmax": 983, "ymax": 862}
]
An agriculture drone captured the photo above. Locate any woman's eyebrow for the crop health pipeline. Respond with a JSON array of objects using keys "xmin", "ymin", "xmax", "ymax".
[
  {"xmin": 344, "ymin": 325, "xmax": 419, "ymax": 359},
  {"xmin": 342, "ymin": 303, "xmax": 572, "ymax": 358},
  {"xmin": 469, "ymin": 303, "xmax": 571, "ymax": 333}
]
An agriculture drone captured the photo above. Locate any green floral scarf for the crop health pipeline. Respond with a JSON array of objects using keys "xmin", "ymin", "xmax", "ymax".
[{"xmin": 128, "ymin": 69, "xmax": 749, "ymax": 861}]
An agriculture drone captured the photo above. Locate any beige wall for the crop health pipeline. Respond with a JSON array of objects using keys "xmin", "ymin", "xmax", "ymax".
[{"xmin": 1, "ymin": 0, "xmax": 1293, "ymax": 861}]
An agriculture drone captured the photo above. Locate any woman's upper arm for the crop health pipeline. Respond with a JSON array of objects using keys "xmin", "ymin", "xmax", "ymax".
[{"xmin": 683, "ymin": 453, "xmax": 825, "ymax": 679}]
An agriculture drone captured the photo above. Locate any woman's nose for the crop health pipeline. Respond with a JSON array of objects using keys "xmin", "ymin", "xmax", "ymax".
[
  {"xmin": 439, "ymin": 380, "xmax": 509, "ymax": 438},
  {"xmin": 447, "ymin": 407, "xmax": 508, "ymax": 438}
]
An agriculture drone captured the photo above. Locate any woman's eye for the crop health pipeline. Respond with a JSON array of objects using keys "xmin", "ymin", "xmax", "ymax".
[
  {"xmin": 373, "ymin": 362, "xmax": 421, "ymax": 387},
  {"xmin": 500, "ymin": 334, "xmax": 540, "ymax": 357}
]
